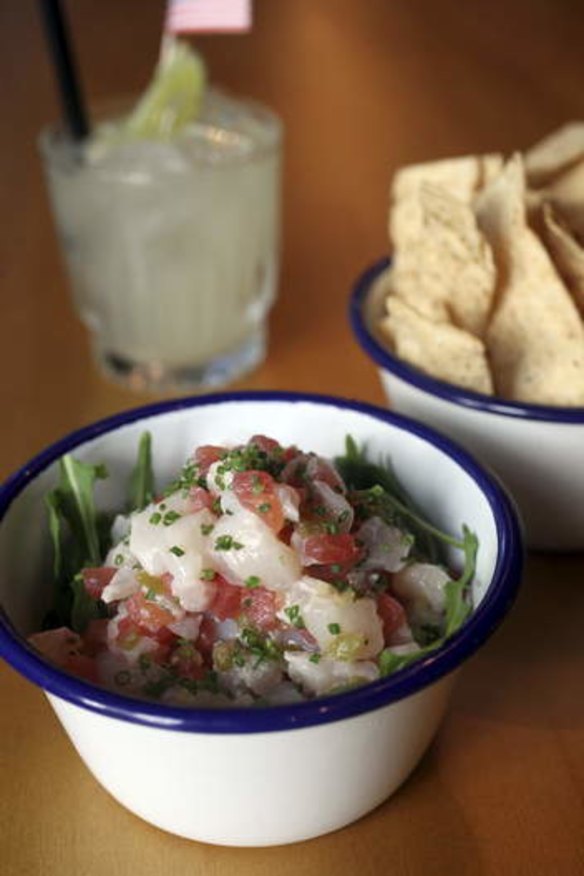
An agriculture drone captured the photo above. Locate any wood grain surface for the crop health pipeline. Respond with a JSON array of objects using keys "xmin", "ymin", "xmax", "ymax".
[{"xmin": 1, "ymin": 2, "xmax": 583, "ymax": 874}]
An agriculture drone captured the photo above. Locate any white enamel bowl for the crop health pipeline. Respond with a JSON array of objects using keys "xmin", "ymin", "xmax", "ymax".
[
  {"xmin": 351, "ymin": 258, "xmax": 584, "ymax": 552},
  {"xmin": 0, "ymin": 392, "xmax": 521, "ymax": 846}
]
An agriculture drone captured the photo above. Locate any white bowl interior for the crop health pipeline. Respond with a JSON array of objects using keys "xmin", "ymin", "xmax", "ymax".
[{"xmin": 0, "ymin": 399, "xmax": 499, "ymax": 638}]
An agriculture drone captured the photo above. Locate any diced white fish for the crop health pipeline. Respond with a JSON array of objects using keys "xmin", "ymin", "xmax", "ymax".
[
  {"xmin": 385, "ymin": 642, "xmax": 423, "ymax": 657},
  {"xmin": 206, "ymin": 461, "xmax": 234, "ymax": 495},
  {"xmin": 95, "ymin": 650, "xmax": 143, "ymax": 692},
  {"xmin": 285, "ymin": 652, "xmax": 379, "ymax": 697},
  {"xmin": 276, "ymin": 484, "xmax": 300, "ymax": 523},
  {"xmin": 260, "ymin": 681, "xmax": 306, "ymax": 705},
  {"xmin": 104, "ymin": 537, "xmax": 136, "ymax": 570},
  {"xmin": 389, "ymin": 621, "xmax": 417, "ymax": 647},
  {"xmin": 310, "ymin": 480, "xmax": 354, "ymax": 532},
  {"xmin": 218, "ymin": 656, "xmax": 284, "ymax": 697},
  {"xmin": 392, "ymin": 562, "xmax": 451, "ymax": 626},
  {"xmin": 101, "ymin": 567, "xmax": 141, "ymax": 603},
  {"xmin": 129, "ymin": 503, "xmax": 217, "ymax": 612},
  {"xmin": 161, "ymin": 687, "xmax": 254, "ymax": 708},
  {"xmin": 356, "ymin": 516, "xmax": 412, "ymax": 573},
  {"xmin": 168, "ymin": 614, "xmax": 202, "ymax": 640},
  {"xmin": 281, "ymin": 576, "xmax": 384, "ymax": 660},
  {"xmin": 209, "ymin": 506, "xmax": 301, "ymax": 590},
  {"xmin": 106, "ymin": 610, "xmax": 160, "ymax": 663},
  {"xmin": 110, "ymin": 513, "xmax": 131, "ymax": 544}
]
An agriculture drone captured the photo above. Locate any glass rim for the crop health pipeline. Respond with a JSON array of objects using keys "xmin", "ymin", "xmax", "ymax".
[{"xmin": 38, "ymin": 86, "xmax": 283, "ymax": 176}]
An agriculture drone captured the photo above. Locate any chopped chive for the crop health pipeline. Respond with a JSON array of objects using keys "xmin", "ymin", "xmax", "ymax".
[
  {"xmin": 258, "ymin": 502, "xmax": 271, "ymax": 513},
  {"xmin": 309, "ymin": 653, "xmax": 321, "ymax": 664},
  {"xmin": 162, "ymin": 510, "xmax": 181, "ymax": 526},
  {"xmin": 201, "ymin": 568, "xmax": 216, "ymax": 581},
  {"xmin": 284, "ymin": 604, "xmax": 305, "ymax": 629},
  {"xmin": 327, "ymin": 622, "xmax": 341, "ymax": 635},
  {"xmin": 214, "ymin": 535, "xmax": 244, "ymax": 551},
  {"xmin": 149, "ymin": 512, "xmax": 162, "ymax": 525},
  {"xmin": 201, "ymin": 523, "xmax": 214, "ymax": 536},
  {"xmin": 169, "ymin": 545, "xmax": 185, "ymax": 557},
  {"xmin": 245, "ymin": 575, "xmax": 261, "ymax": 588}
]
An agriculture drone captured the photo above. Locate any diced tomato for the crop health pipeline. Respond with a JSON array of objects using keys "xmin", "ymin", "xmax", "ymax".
[
  {"xmin": 377, "ymin": 593, "xmax": 407, "ymax": 642},
  {"xmin": 152, "ymin": 625, "xmax": 177, "ymax": 646},
  {"xmin": 279, "ymin": 522, "xmax": 294, "ymax": 545},
  {"xmin": 197, "ymin": 615, "xmax": 218, "ymax": 662},
  {"xmin": 115, "ymin": 614, "xmax": 174, "ymax": 661},
  {"xmin": 249, "ymin": 434, "xmax": 282, "ymax": 455},
  {"xmin": 232, "ymin": 469, "xmax": 284, "ymax": 532},
  {"xmin": 282, "ymin": 445, "xmax": 300, "ymax": 463},
  {"xmin": 125, "ymin": 592, "xmax": 176, "ymax": 634},
  {"xmin": 64, "ymin": 654, "xmax": 99, "ymax": 684},
  {"xmin": 240, "ymin": 586, "xmax": 279, "ymax": 632},
  {"xmin": 208, "ymin": 576, "xmax": 242, "ymax": 621},
  {"xmin": 194, "ymin": 445, "xmax": 225, "ymax": 475},
  {"xmin": 82, "ymin": 566, "xmax": 116, "ymax": 600},
  {"xmin": 28, "ymin": 627, "xmax": 82, "ymax": 664},
  {"xmin": 187, "ymin": 486, "xmax": 213, "ymax": 513},
  {"xmin": 307, "ymin": 562, "xmax": 355, "ymax": 584},
  {"xmin": 83, "ymin": 618, "xmax": 109, "ymax": 655},
  {"xmin": 169, "ymin": 643, "xmax": 205, "ymax": 680},
  {"xmin": 301, "ymin": 532, "xmax": 361, "ymax": 567}
]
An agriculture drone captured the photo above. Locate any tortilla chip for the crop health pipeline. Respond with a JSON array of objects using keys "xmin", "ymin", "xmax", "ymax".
[
  {"xmin": 390, "ymin": 183, "xmax": 496, "ymax": 336},
  {"xmin": 475, "ymin": 154, "xmax": 584, "ymax": 405},
  {"xmin": 389, "ymin": 154, "xmax": 502, "ymax": 250},
  {"xmin": 524, "ymin": 122, "xmax": 584, "ymax": 188},
  {"xmin": 541, "ymin": 159, "xmax": 584, "ymax": 240},
  {"xmin": 541, "ymin": 203, "xmax": 584, "ymax": 317},
  {"xmin": 380, "ymin": 295, "xmax": 494, "ymax": 394}
]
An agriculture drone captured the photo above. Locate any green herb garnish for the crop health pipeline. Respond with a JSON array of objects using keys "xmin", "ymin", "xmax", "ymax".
[
  {"xmin": 214, "ymin": 535, "xmax": 244, "ymax": 551},
  {"xmin": 128, "ymin": 431, "xmax": 154, "ymax": 512},
  {"xmin": 284, "ymin": 604, "xmax": 306, "ymax": 629}
]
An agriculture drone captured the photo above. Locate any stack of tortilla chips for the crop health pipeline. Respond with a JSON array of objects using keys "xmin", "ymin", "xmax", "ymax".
[{"xmin": 379, "ymin": 123, "xmax": 584, "ymax": 405}]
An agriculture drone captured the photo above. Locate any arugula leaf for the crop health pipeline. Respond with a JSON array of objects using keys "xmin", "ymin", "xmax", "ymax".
[
  {"xmin": 336, "ymin": 435, "xmax": 412, "ymax": 505},
  {"xmin": 378, "ymin": 528, "xmax": 477, "ymax": 678},
  {"xmin": 45, "ymin": 491, "xmax": 64, "ymax": 582},
  {"xmin": 44, "ymin": 455, "xmax": 108, "ymax": 628},
  {"xmin": 56, "ymin": 456, "xmax": 107, "ymax": 567},
  {"xmin": 337, "ymin": 437, "xmax": 478, "ymax": 677},
  {"xmin": 444, "ymin": 526, "xmax": 477, "ymax": 637},
  {"xmin": 379, "ymin": 648, "xmax": 425, "ymax": 676},
  {"xmin": 129, "ymin": 431, "xmax": 155, "ymax": 511},
  {"xmin": 70, "ymin": 575, "xmax": 102, "ymax": 634},
  {"xmin": 336, "ymin": 437, "xmax": 444, "ymax": 562}
]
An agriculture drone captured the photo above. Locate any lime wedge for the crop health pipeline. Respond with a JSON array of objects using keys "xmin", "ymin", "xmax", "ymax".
[
  {"xmin": 125, "ymin": 37, "xmax": 207, "ymax": 140},
  {"xmin": 91, "ymin": 38, "xmax": 206, "ymax": 154}
]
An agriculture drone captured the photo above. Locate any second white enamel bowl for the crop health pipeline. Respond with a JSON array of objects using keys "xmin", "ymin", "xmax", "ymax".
[{"xmin": 350, "ymin": 258, "xmax": 584, "ymax": 552}]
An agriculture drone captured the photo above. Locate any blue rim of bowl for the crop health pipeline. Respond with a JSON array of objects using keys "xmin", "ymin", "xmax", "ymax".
[
  {"xmin": 350, "ymin": 257, "xmax": 584, "ymax": 423},
  {"xmin": 0, "ymin": 390, "xmax": 522, "ymax": 734}
]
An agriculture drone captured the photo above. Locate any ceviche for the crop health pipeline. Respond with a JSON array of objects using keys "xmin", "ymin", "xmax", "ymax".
[{"xmin": 29, "ymin": 434, "xmax": 478, "ymax": 707}]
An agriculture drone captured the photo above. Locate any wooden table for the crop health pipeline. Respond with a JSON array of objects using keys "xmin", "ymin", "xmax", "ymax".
[{"xmin": 2, "ymin": 1, "xmax": 584, "ymax": 873}]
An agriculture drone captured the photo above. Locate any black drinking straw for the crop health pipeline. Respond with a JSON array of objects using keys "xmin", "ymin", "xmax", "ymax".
[{"xmin": 39, "ymin": 0, "xmax": 90, "ymax": 140}]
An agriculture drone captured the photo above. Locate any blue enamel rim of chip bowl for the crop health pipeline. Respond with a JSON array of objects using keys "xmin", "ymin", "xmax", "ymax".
[
  {"xmin": 351, "ymin": 257, "xmax": 584, "ymax": 423},
  {"xmin": 0, "ymin": 390, "xmax": 522, "ymax": 734}
]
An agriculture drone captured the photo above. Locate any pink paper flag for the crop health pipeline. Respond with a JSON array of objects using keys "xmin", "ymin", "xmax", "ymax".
[{"xmin": 165, "ymin": 0, "xmax": 252, "ymax": 34}]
